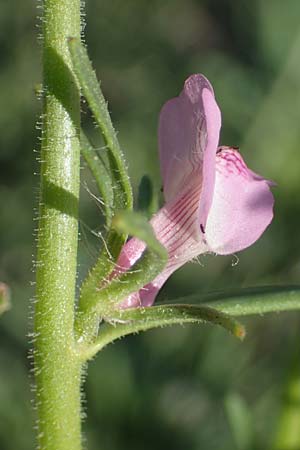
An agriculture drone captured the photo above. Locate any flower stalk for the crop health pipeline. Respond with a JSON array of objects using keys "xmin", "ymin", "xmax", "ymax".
[{"xmin": 34, "ymin": 0, "xmax": 82, "ymax": 449}]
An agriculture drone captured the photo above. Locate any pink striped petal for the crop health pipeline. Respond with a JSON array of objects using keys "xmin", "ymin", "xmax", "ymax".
[
  {"xmin": 204, "ymin": 147, "xmax": 274, "ymax": 255},
  {"xmin": 118, "ymin": 185, "xmax": 208, "ymax": 308},
  {"xmin": 159, "ymin": 74, "xmax": 221, "ymax": 205}
]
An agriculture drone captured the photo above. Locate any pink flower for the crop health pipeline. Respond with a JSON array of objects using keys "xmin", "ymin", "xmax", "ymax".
[{"xmin": 115, "ymin": 74, "xmax": 274, "ymax": 308}]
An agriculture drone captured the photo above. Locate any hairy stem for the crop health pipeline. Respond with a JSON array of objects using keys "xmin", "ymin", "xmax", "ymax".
[{"xmin": 34, "ymin": 0, "xmax": 82, "ymax": 449}]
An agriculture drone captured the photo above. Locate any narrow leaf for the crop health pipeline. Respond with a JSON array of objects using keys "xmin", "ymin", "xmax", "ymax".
[
  {"xmin": 81, "ymin": 304, "xmax": 245, "ymax": 360},
  {"xmin": 167, "ymin": 286, "xmax": 300, "ymax": 317},
  {"xmin": 68, "ymin": 38, "xmax": 133, "ymax": 212}
]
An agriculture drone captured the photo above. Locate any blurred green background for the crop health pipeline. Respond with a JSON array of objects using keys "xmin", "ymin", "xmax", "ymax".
[{"xmin": 1, "ymin": 1, "xmax": 300, "ymax": 449}]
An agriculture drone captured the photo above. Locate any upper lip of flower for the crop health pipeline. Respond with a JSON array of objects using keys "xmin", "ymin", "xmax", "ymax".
[{"xmin": 158, "ymin": 74, "xmax": 274, "ymax": 255}]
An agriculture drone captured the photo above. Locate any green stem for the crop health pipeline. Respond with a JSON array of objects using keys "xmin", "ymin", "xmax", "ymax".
[{"xmin": 34, "ymin": 0, "xmax": 82, "ymax": 449}]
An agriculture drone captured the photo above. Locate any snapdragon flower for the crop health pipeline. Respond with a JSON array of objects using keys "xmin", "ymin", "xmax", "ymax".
[{"xmin": 114, "ymin": 74, "xmax": 274, "ymax": 308}]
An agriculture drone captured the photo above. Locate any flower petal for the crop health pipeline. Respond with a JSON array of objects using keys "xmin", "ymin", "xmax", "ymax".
[
  {"xmin": 118, "ymin": 185, "xmax": 207, "ymax": 308},
  {"xmin": 158, "ymin": 74, "xmax": 221, "ymax": 203},
  {"xmin": 205, "ymin": 147, "xmax": 274, "ymax": 255},
  {"xmin": 198, "ymin": 87, "xmax": 222, "ymax": 231}
]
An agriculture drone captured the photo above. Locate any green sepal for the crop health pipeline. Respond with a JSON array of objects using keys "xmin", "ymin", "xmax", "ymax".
[{"xmin": 79, "ymin": 210, "xmax": 167, "ymax": 317}]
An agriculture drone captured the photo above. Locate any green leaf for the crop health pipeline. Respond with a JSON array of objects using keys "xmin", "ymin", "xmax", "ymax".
[
  {"xmin": 81, "ymin": 303, "xmax": 245, "ymax": 360},
  {"xmin": 0, "ymin": 282, "xmax": 10, "ymax": 315},
  {"xmin": 167, "ymin": 285, "xmax": 300, "ymax": 316},
  {"xmin": 80, "ymin": 131, "xmax": 114, "ymax": 225},
  {"xmin": 68, "ymin": 38, "xmax": 133, "ymax": 212},
  {"xmin": 80, "ymin": 210, "xmax": 168, "ymax": 316}
]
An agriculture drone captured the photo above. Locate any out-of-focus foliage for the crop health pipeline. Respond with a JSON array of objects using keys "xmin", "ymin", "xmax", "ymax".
[{"xmin": 0, "ymin": 1, "xmax": 300, "ymax": 449}]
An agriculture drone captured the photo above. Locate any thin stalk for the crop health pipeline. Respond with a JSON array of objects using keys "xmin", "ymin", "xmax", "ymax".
[{"xmin": 34, "ymin": 0, "xmax": 82, "ymax": 449}]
